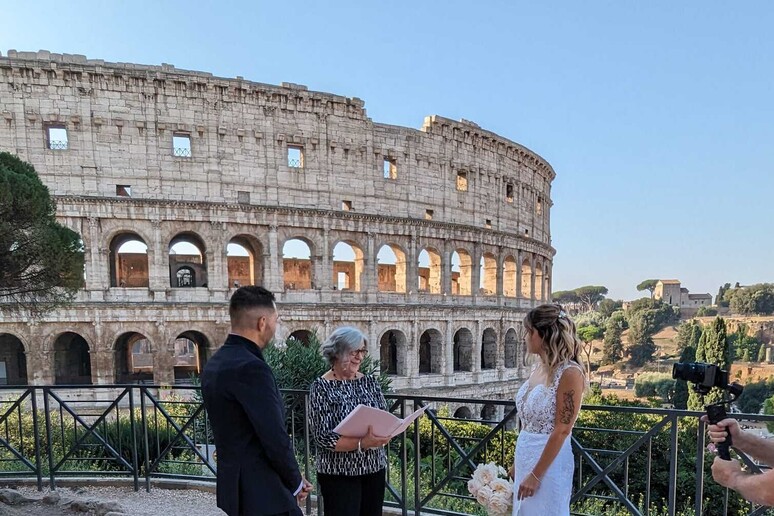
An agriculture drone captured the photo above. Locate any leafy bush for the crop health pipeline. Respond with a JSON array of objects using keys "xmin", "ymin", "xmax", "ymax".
[{"xmin": 634, "ymin": 373, "xmax": 675, "ymax": 403}]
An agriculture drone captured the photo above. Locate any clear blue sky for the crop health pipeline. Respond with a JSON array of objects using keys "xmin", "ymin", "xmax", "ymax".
[{"xmin": 4, "ymin": 1, "xmax": 773, "ymax": 301}]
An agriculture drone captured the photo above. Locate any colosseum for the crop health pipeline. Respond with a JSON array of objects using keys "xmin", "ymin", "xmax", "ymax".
[{"xmin": 0, "ymin": 50, "xmax": 555, "ymax": 409}]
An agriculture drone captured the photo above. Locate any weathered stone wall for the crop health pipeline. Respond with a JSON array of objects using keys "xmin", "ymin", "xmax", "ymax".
[{"xmin": 0, "ymin": 50, "xmax": 557, "ymax": 399}]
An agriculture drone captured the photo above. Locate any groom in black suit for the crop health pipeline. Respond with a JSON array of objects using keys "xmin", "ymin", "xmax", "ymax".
[{"xmin": 201, "ymin": 286, "xmax": 312, "ymax": 515}]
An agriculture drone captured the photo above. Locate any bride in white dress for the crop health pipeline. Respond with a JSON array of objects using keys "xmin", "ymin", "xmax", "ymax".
[{"xmin": 512, "ymin": 304, "xmax": 586, "ymax": 515}]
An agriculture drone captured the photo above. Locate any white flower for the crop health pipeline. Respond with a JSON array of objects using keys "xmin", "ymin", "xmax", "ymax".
[
  {"xmin": 476, "ymin": 485, "xmax": 493, "ymax": 505},
  {"xmin": 487, "ymin": 491, "xmax": 512, "ymax": 515},
  {"xmin": 497, "ymin": 465, "xmax": 508, "ymax": 477},
  {"xmin": 478, "ymin": 463, "xmax": 498, "ymax": 485},
  {"xmin": 467, "ymin": 478, "xmax": 483, "ymax": 496},
  {"xmin": 490, "ymin": 477, "xmax": 512, "ymax": 495}
]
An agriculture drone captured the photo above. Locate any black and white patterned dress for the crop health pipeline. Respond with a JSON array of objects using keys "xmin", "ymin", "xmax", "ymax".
[{"xmin": 309, "ymin": 375, "xmax": 388, "ymax": 476}]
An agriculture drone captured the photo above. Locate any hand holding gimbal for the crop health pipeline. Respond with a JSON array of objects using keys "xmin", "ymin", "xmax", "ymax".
[{"xmin": 672, "ymin": 362, "xmax": 744, "ymax": 461}]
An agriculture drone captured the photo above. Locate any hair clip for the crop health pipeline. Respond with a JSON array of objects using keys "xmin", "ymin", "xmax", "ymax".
[{"xmin": 558, "ymin": 310, "xmax": 568, "ymax": 320}]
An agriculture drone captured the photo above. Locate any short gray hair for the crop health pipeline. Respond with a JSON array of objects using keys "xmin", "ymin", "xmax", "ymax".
[{"xmin": 321, "ymin": 327, "xmax": 367, "ymax": 366}]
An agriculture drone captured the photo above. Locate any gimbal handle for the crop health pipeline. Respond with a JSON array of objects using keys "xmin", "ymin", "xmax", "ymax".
[{"xmin": 706, "ymin": 404, "xmax": 732, "ymax": 461}]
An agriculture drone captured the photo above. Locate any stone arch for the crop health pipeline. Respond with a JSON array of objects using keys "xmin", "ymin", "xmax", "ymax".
[
  {"xmin": 417, "ymin": 247, "xmax": 442, "ymax": 294},
  {"xmin": 418, "ymin": 329, "xmax": 443, "ymax": 374},
  {"xmin": 504, "ymin": 328, "xmax": 518, "ymax": 368},
  {"xmin": 451, "ymin": 249, "xmax": 473, "ymax": 295},
  {"xmin": 282, "ymin": 237, "xmax": 314, "ymax": 290},
  {"xmin": 173, "ymin": 331, "xmax": 210, "ymax": 383},
  {"xmin": 109, "ymin": 232, "xmax": 149, "ymax": 288},
  {"xmin": 53, "ymin": 332, "xmax": 92, "ymax": 385},
  {"xmin": 481, "ymin": 404, "xmax": 496, "ymax": 421},
  {"xmin": 288, "ymin": 329, "xmax": 314, "ymax": 347},
  {"xmin": 227, "ymin": 234, "xmax": 263, "ymax": 288},
  {"xmin": 535, "ymin": 262, "xmax": 544, "ymax": 301},
  {"xmin": 454, "ymin": 406, "xmax": 472, "ymax": 419},
  {"xmin": 520, "ymin": 258, "xmax": 533, "ymax": 299},
  {"xmin": 333, "ymin": 240, "xmax": 365, "ymax": 292},
  {"xmin": 169, "ymin": 232, "xmax": 208, "ymax": 287},
  {"xmin": 114, "ymin": 332, "xmax": 154, "ymax": 383},
  {"xmin": 102, "ymin": 226, "xmax": 153, "ymax": 255},
  {"xmin": 479, "ymin": 253, "xmax": 497, "ymax": 296},
  {"xmin": 453, "ymin": 328, "xmax": 474, "ymax": 372},
  {"xmin": 377, "ymin": 243, "xmax": 407, "ymax": 293},
  {"xmin": 481, "ymin": 328, "xmax": 497, "ymax": 370},
  {"xmin": 503, "ymin": 255, "xmax": 517, "ymax": 297},
  {"xmin": 0, "ymin": 333, "xmax": 28, "ymax": 385},
  {"xmin": 379, "ymin": 329, "xmax": 407, "ymax": 376}
]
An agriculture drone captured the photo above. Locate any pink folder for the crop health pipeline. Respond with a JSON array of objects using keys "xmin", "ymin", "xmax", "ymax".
[{"xmin": 333, "ymin": 404, "xmax": 429, "ymax": 438}]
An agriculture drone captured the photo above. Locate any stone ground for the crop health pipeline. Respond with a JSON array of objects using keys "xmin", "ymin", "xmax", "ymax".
[{"xmin": 0, "ymin": 486, "xmax": 221, "ymax": 516}]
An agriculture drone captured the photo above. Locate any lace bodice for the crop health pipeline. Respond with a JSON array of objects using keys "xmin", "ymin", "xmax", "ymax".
[{"xmin": 515, "ymin": 361, "xmax": 582, "ymax": 435}]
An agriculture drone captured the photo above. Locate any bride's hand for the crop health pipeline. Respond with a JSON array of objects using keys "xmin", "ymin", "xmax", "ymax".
[{"xmin": 517, "ymin": 472, "xmax": 540, "ymax": 500}]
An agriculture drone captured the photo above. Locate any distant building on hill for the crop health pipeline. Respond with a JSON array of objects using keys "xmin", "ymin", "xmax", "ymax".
[{"xmin": 653, "ymin": 280, "xmax": 712, "ymax": 308}]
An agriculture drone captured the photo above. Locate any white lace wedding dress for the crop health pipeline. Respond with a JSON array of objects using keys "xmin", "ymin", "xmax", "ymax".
[{"xmin": 512, "ymin": 361, "xmax": 581, "ymax": 515}]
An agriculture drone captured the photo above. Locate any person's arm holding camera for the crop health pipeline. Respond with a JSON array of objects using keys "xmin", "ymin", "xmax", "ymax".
[{"xmin": 705, "ymin": 417, "xmax": 774, "ymax": 506}]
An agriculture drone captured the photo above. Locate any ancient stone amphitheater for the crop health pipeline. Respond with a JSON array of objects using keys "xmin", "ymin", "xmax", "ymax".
[{"xmin": 0, "ymin": 50, "xmax": 555, "ymax": 409}]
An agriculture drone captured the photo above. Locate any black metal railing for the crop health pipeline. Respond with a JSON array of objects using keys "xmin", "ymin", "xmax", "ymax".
[
  {"xmin": 48, "ymin": 140, "xmax": 68, "ymax": 150},
  {"xmin": 173, "ymin": 147, "xmax": 192, "ymax": 157},
  {"xmin": 0, "ymin": 386, "xmax": 771, "ymax": 515}
]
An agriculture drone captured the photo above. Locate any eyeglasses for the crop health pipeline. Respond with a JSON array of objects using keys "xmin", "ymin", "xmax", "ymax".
[{"xmin": 349, "ymin": 348, "xmax": 368, "ymax": 358}]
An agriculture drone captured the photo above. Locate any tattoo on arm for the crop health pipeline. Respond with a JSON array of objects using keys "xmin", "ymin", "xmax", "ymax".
[{"xmin": 560, "ymin": 390, "xmax": 576, "ymax": 425}]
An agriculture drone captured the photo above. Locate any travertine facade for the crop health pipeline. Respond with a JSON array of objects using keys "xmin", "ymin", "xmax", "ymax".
[{"xmin": 0, "ymin": 50, "xmax": 556, "ymax": 409}]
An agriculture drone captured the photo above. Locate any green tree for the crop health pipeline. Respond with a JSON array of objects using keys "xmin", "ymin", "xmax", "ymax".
[
  {"xmin": 574, "ymin": 285, "xmax": 609, "ymax": 312},
  {"xmin": 764, "ymin": 396, "xmax": 774, "ymax": 433},
  {"xmin": 731, "ymin": 284, "xmax": 774, "ymax": 315},
  {"xmin": 688, "ymin": 317, "xmax": 731, "ymax": 410},
  {"xmin": 675, "ymin": 320, "xmax": 702, "ymax": 352},
  {"xmin": 758, "ymin": 344, "xmax": 768, "ymax": 363},
  {"xmin": 552, "ymin": 290, "xmax": 580, "ymax": 308},
  {"xmin": 597, "ymin": 298, "xmax": 622, "ymax": 318},
  {"xmin": 577, "ymin": 324, "xmax": 604, "ymax": 376},
  {"xmin": 601, "ymin": 312, "xmax": 626, "ymax": 365},
  {"xmin": 0, "ymin": 152, "xmax": 84, "ymax": 314},
  {"xmin": 716, "ymin": 283, "xmax": 731, "ymax": 307},
  {"xmin": 636, "ymin": 279, "xmax": 658, "ymax": 299}
]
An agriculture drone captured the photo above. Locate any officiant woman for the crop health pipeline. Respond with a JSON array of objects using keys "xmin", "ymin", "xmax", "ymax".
[{"xmin": 309, "ymin": 326, "xmax": 392, "ymax": 516}]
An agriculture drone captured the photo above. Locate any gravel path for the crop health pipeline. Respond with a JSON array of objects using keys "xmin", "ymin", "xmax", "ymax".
[{"xmin": 10, "ymin": 486, "xmax": 221, "ymax": 516}]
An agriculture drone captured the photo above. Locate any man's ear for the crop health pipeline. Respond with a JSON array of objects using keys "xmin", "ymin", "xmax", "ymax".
[{"xmin": 256, "ymin": 315, "xmax": 266, "ymax": 332}]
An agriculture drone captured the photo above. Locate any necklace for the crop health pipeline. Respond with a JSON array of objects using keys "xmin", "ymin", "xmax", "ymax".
[{"xmin": 331, "ymin": 368, "xmax": 357, "ymax": 381}]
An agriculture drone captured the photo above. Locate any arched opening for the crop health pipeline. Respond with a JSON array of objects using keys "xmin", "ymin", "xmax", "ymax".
[
  {"xmin": 174, "ymin": 331, "xmax": 209, "ymax": 384},
  {"xmin": 451, "ymin": 249, "xmax": 473, "ymax": 296},
  {"xmin": 479, "ymin": 253, "xmax": 497, "ymax": 296},
  {"xmin": 504, "ymin": 328, "xmax": 518, "ymax": 368},
  {"xmin": 0, "ymin": 334, "xmax": 27, "ymax": 385},
  {"xmin": 169, "ymin": 233, "xmax": 208, "ymax": 287},
  {"xmin": 53, "ymin": 332, "xmax": 92, "ymax": 385},
  {"xmin": 283, "ymin": 238, "xmax": 313, "ymax": 290},
  {"xmin": 109, "ymin": 233, "xmax": 149, "ymax": 287},
  {"xmin": 520, "ymin": 259, "xmax": 533, "ymax": 299},
  {"xmin": 453, "ymin": 328, "xmax": 473, "ymax": 372},
  {"xmin": 227, "ymin": 235, "xmax": 263, "ymax": 288},
  {"xmin": 379, "ymin": 330, "xmax": 407, "ymax": 376},
  {"xmin": 288, "ymin": 330, "xmax": 313, "ymax": 347},
  {"xmin": 535, "ymin": 263, "xmax": 544, "ymax": 301},
  {"xmin": 333, "ymin": 241, "xmax": 364, "ymax": 292},
  {"xmin": 417, "ymin": 248, "xmax": 441, "ymax": 294},
  {"xmin": 481, "ymin": 328, "xmax": 497, "ymax": 370},
  {"xmin": 377, "ymin": 244, "xmax": 407, "ymax": 293},
  {"xmin": 481, "ymin": 404, "xmax": 496, "ymax": 422},
  {"xmin": 418, "ymin": 329, "xmax": 442, "ymax": 374},
  {"xmin": 453, "ymin": 406, "xmax": 472, "ymax": 420},
  {"xmin": 503, "ymin": 256, "xmax": 517, "ymax": 297},
  {"xmin": 115, "ymin": 332, "xmax": 154, "ymax": 384}
]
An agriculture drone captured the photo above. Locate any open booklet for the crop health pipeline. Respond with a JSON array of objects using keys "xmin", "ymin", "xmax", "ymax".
[{"xmin": 333, "ymin": 404, "xmax": 430, "ymax": 438}]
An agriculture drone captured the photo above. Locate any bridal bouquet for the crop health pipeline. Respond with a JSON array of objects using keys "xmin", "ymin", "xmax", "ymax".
[{"xmin": 467, "ymin": 463, "xmax": 513, "ymax": 515}]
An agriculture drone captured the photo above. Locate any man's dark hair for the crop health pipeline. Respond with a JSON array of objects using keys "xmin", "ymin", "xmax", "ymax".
[{"xmin": 229, "ymin": 286, "xmax": 276, "ymax": 320}]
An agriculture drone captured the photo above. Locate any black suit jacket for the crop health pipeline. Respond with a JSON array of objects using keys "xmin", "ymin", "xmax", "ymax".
[{"xmin": 201, "ymin": 334, "xmax": 302, "ymax": 515}]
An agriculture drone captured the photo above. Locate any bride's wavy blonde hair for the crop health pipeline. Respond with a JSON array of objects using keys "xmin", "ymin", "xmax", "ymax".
[{"xmin": 524, "ymin": 303, "xmax": 587, "ymax": 384}]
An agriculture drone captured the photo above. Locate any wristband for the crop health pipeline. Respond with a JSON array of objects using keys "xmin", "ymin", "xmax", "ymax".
[{"xmin": 530, "ymin": 471, "xmax": 541, "ymax": 484}]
